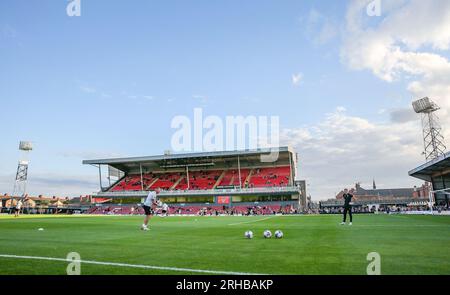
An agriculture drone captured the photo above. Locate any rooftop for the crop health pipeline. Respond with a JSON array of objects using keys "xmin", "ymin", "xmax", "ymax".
[
  {"xmin": 82, "ymin": 146, "xmax": 296, "ymax": 173},
  {"xmin": 408, "ymin": 151, "xmax": 450, "ymax": 182}
]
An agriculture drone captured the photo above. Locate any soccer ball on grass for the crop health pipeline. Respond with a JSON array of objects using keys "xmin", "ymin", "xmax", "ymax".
[
  {"xmin": 263, "ymin": 230, "xmax": 272, "ymax": 238},
  {"xmin": 274, "ymin": 230, "xmax": 283, "ymax": 239}
]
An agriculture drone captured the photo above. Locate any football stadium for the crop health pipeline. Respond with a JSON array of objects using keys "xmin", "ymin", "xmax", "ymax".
[
  {"xmin": 82, "ymin": 146, "xmax": 305, "ymax": 215},
  {"xmin": 1, "ymin": 146, "xmax": 450, "ymax": 275}
]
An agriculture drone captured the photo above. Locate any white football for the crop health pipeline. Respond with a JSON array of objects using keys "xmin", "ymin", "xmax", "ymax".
[
  {"xmin": 245, "ymin": 230, "xmax": 253, "ymax": 239},
  {"xmin": 274, "ymin": 230, "xmax": 283, "ymax": 239},
  {"xmin": 263, "ymin": 230, "xmax": 272, "ymax": 238}
]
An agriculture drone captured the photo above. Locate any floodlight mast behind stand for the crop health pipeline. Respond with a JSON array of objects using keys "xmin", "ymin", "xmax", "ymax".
[
  {"xmin": 11, "ymin": 142, "xmax": 32, "ymax": 212},
  {"xmin": 421, "ymin": 111, "xmax": 446, "ymax": 161},
  {"xmin": 412, "ymin": 98, "xmax": 448, "ymax": 215},
  {"xmin": 12, "ymin": 161, "xmax": 29, "ymax": 197},
  {"xmin": 412, "ymin": 97, "xmax": 447, "ymax": 161}
]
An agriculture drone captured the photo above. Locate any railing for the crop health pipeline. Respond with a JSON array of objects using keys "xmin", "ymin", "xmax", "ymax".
[
  {"xmin": 88, "ymin": 200, "xmax": 299, "ymax": 207},
  {"xmin": 94, "ymin": 186, "xmax": 301, "ymax": 197}
]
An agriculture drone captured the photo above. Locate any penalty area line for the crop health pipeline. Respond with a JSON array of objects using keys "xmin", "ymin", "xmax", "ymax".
[
  {"xmin": 228, "ymin": 216, "xmax": 274, "ymax": 226},
  {"xmin": 0, "ymin": 254, "xmax": 266, "ymax": 275}
]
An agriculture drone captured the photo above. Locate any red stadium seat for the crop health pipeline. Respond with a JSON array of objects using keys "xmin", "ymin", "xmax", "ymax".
[
  {"xmin": 108, "ymin": 166, "xmax": 291, "ymax": 191},
  {"xmin": 248, "ymin": 166, "xmax": 290, "ymax": 188}
]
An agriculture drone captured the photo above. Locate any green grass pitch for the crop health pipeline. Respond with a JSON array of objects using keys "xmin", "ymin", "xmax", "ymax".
[{"xmin": 0, "ymin": 214, "xmax": 449, "ymax": 275}]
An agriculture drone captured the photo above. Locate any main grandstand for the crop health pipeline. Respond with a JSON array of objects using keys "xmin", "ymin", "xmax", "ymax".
[{"xmin": 82, "ymin": 146, "xmax": 307, "ymax": 214}]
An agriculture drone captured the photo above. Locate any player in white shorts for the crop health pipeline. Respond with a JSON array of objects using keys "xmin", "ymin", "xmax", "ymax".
[
  {"xmin": 161, "ymin": 202, "xmax": 169, "ymax": 217},
  {"xmin": 141, "ymin": 189, "xmax": 159, "ymax": 230},
  {"xmin": 15, "ymin": 199, "xmax": 23, "ymax": 217}
]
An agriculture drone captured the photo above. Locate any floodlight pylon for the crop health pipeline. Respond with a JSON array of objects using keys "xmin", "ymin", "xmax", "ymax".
[
  {"xmin": 412, "ymin": 97, "xmax": 446, "ymax": 161},
  {"xmin": 12, "ymin": 141, "xmax": 33, "ymax": 198}
]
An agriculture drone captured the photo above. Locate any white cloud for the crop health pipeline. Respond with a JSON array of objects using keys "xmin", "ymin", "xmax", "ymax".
[
  {"xmin": 340, "ymin": 0, "xmax": 450, "ymax": 148},
  {"xmin": 336, "ymin": 106, "xmax": 347, "ymax": 113},
  {"xmin": 294, "ymin": 0, "xmax": 450, "ymax": 200},
  {"xmin": 281, "ymin": 107, "xmax": 424, "ymax": 200},
  {"xmin": 342, "ymin": 0, "xmax": 450, "ymax": 96},
  {"xmin": 292, "ymin": 73, "xmax": 303, "ymax": 86},
  {"xmin": 389, "ymin": 108, "xmax": 418, "ymax": 124}
]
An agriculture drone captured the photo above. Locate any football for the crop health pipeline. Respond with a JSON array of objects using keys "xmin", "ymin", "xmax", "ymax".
[
  {"xmin": 274, "ymin": 230, "xmax": 283, "ymax": 239},
  {"xmin": 263, "ymin": 230, "xmax": 272, "ymax": 238},
  {"xmin": 245, "ymin": 230, "xmax": 253, "ymax": 239}
]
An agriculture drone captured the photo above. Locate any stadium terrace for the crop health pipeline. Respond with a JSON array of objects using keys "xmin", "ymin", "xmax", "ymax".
[{"xmin": 82, "ymin": 146, "xmax": 306, "ymax": 213}]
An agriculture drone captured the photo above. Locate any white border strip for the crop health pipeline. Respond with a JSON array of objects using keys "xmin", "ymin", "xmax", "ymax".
[{"xmin": 0, "ymin": 254, "xmax": 266, "ymax": 275}]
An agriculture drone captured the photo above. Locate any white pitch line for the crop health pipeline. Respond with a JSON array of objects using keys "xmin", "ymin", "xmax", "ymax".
[
  {"xmin": 0, "ymin": 254, "xmax": 266, "ymax": 275},
  {"xmin": 228, "ymin": 216, "xmax": 274, "ymax": 226},
  {"xmin": 342, "ymin": 224, "xmax": 449, "ymax": 227}
]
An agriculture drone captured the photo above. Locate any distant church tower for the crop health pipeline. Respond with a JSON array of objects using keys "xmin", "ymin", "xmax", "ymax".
[{"xmin": 373, "ymin": 179, "xmax": 377, "ymax": 190}]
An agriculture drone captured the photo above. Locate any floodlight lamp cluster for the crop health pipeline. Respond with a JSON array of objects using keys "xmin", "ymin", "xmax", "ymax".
[
  {"xmin": 19, "ymin": 141, "xmax": 33, "ymax": 151},
  {"xmin": 412, "ymin": 97, "xmax": 440, "ymax": 114}
]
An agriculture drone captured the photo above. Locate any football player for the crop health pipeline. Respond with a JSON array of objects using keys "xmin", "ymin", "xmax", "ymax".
[{"xmin": 141, "ymin": 189, "xmax": 160, "ymax": 230}]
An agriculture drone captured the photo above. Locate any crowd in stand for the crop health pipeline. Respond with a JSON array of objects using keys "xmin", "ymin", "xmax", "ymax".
[
  {"xmin": 379, "ymin": 205, "xmax": 449, "ymax": 213},
  {"xmin": 86, "ymin": 204, "xmax": 298, "ymax": 216},
  {"xmin": 319, "ymin": 204, "xmax": 449, "ymax": 214},
  {"xmin": 197, "ymin": 205, "xmax": 298, "ymax": 216},
  {"xmin": 319, "ymin": 206, "xmax": 375, "ymax": 214}
]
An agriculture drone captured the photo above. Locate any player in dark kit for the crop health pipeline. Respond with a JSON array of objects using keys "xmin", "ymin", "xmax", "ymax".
[{"xmin": 340, "ymin": 189, "xmax": 353, "ymax": 225}]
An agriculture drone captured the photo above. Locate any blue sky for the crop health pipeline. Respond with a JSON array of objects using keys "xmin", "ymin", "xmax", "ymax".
[{"xmin": 1, "ymin": 0, "xmax": 449, "ymax": 199}]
